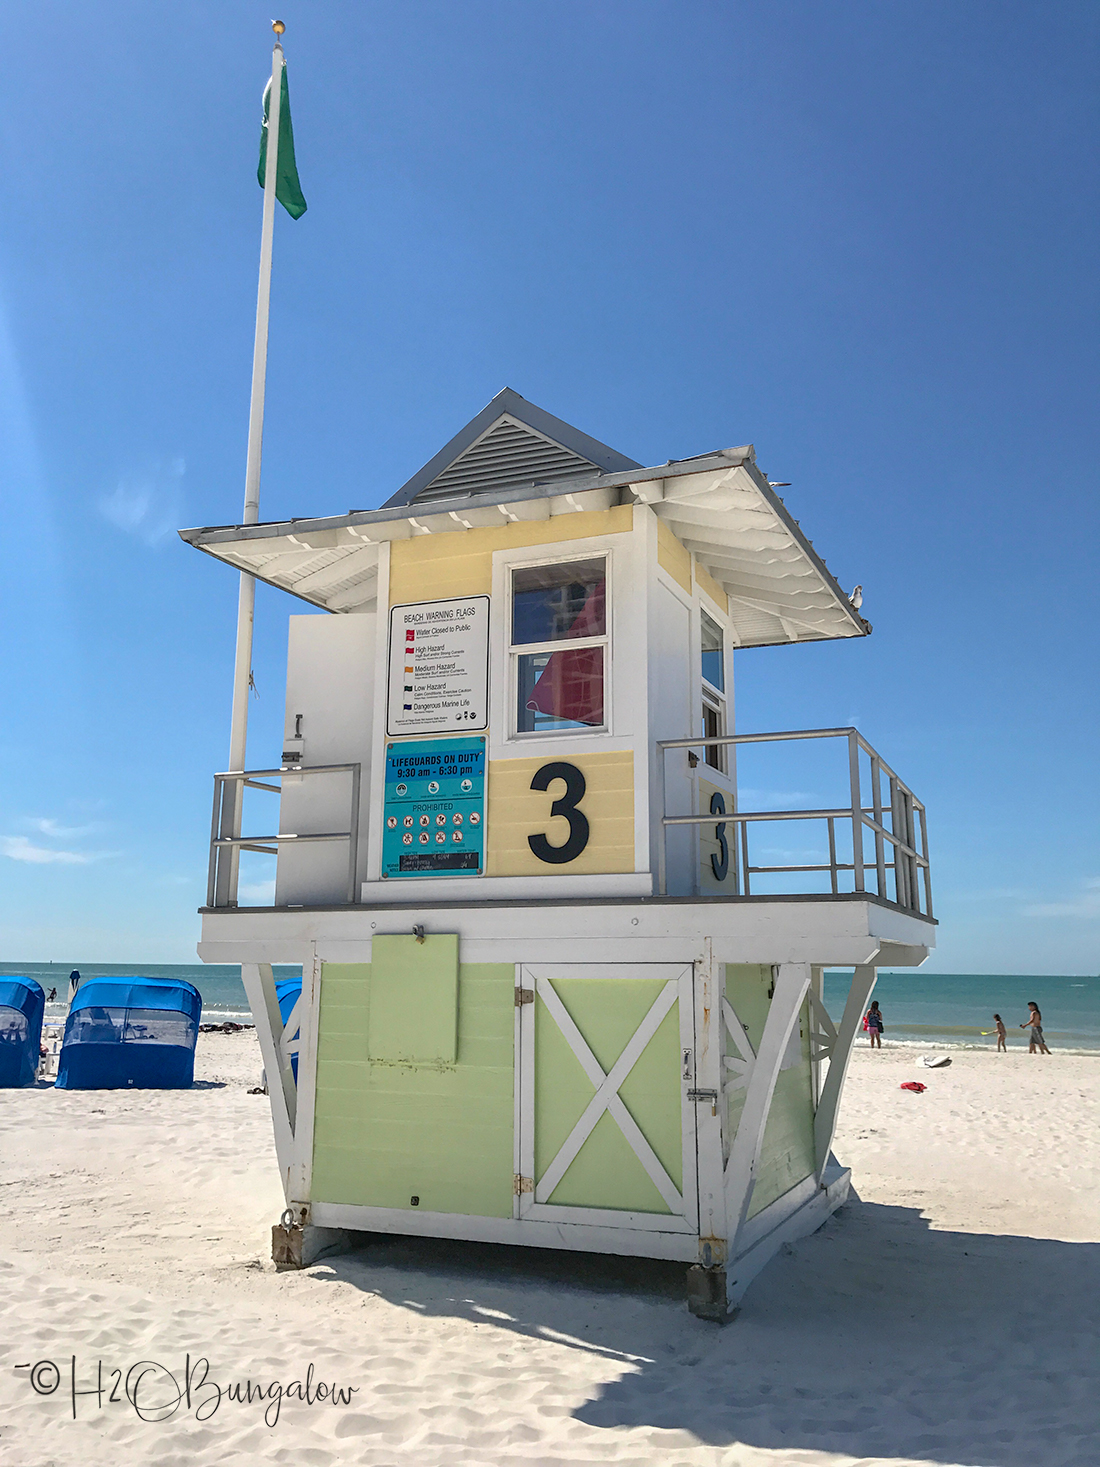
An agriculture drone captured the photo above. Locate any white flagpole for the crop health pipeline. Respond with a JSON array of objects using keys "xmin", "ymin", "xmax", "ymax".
[{"xmin": 220, "ymin": 28, "xmax": 285, "ymax": 903}]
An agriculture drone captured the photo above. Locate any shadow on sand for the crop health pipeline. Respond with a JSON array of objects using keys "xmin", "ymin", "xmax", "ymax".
[{"xmin": 309, "ymin": 1198, "xmax": 1097, "ymax": 1467}]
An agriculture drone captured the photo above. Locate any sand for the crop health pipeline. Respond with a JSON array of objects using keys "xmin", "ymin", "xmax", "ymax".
[{"xmin": 1, "ymin": 1034, "xmax": 1096, "ymax": 1467}]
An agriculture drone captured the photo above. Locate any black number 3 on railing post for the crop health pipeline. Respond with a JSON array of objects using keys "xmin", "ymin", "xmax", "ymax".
[{"xmin": 528, "ymin": 762, "xmax": 590, "ymax": 864}]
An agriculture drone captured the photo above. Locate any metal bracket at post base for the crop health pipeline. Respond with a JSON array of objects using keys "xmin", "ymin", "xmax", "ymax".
[{"xmin": 271, "ymin": 1206, "xmax": 352, "ymax": 1271}]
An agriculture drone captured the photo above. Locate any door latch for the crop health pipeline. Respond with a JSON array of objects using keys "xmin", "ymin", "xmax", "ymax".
[{"xmin": 687, "ymin": 1087, "xmax": 719, "ymax": 1116}]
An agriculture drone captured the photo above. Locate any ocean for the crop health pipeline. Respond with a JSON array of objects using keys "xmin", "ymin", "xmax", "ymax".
[
  {"xmin": 2, "ymin": 963, "xmax": 1097, "ymax": 1053},
  {"xmin": 823, "ymin": 971, "xmax": 1100, "ymax": 1053},
  {"xmin": 0, "ymin": 963, "xmax": 296, "ymax": 1025}
]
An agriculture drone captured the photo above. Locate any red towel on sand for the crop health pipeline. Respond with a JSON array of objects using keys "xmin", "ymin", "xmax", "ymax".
[{"xmin": 900, "ymin": 1081, "xmax": 927, "ymax": 1093}]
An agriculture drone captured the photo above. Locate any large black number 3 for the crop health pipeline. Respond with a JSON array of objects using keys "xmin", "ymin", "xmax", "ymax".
[
  {"xmin": 710, "ymin": 791, "xmax": 729, "ymax": 882},
  {"xmin": 528, "ymin": 762, "xmax": 590, "ymax": 865}
]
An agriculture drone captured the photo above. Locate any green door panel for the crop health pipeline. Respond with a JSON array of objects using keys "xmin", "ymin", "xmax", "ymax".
[
  {"xmin": 311, "ymin": 961, "xmax": 514, "ymax": 1218},
  {"xmin": 546, "ymin": 1109, "xmax": 672, "ymax": 1213},
  {"xmin": 533, "ymin": 977, "xmax": 681, "ymax": 1215}
]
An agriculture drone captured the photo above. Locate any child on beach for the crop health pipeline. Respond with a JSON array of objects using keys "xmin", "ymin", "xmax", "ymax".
[
  {"xmin": 865, "ymin": 1001, "xmax": 884, "ymax": 1049},
  {"xmin": 1020, "ymin": 1002, "xmax": 1051, "ymax": 1054},
  {"xmin": 993, "ymin": 1014, "xmax": 1007, "ymax": 1052}
]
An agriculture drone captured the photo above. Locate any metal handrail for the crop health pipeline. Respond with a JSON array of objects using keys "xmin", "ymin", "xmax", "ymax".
[
  {"xmin": 656, "ymin": 727, "xmax": 932, "ymax": 916},
  {"xmin": 207, "ymin": 763, "xmax": 362, "ymax": 908}
]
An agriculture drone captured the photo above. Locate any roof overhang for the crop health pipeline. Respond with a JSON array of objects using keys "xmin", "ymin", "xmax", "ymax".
[{"xmin": 178, "ymin": 449, "xmax": 869, "ymax": 646}]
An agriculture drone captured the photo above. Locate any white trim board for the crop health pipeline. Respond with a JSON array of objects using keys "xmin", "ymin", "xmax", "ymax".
[
  {"xmin": 308, "ymin": 1201, "xmax": 699, "ymax": 1262},
  {"xmin": 359, "ymin": 873, "xmax": 653, "ymax": 903}
]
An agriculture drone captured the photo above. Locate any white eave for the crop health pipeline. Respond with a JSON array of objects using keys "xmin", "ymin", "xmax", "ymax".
[{"xmin": 177, "ymin": 448, "xmax": 869, "ymax": 647}]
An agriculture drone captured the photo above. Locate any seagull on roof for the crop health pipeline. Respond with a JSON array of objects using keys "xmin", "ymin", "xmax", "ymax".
[{"xmin": 848, "ymin": 585, "xmax": 863, "ymax": 610}]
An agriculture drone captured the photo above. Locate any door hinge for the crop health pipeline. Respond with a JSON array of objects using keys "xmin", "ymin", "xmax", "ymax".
[
  {"xmin": 514, "ymin": 988, "xmax": 535, "ymax": 1007},
  {"xmin": 513, "ymin": 1174, "xmax": 534, "ymax": 1195}
]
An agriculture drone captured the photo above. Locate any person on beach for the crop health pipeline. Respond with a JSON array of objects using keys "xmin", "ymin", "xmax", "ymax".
[
  {"xmin": 993, "ymin": 1014, "xmax": 1007, "ymax": 1052},
  {"xmin": 865, "ymin": 1000, "xmax": 884, "ymax": 1049},
  {"xmin": 1020, "ymin": 1002, "xmax": 1051, "ymax": 1054},
  {"xmin": 47, "ymin": 987, "xmax": 56, "ymax": 1002}
]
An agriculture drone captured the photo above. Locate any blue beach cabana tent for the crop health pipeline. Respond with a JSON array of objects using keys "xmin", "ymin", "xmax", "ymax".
[
  {"xmin": 55, "ymin": 977, "xmax": 202, "ymax": 1090},
  {"xmin": 275, "ymin": 977, "xmax": 302, "ymax": 1083},
  {"xmin": 0, "ymin": 978, "xmax": 45, "ymax": 1087}
]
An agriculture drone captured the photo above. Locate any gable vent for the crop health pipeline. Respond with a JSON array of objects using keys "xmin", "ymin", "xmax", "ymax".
[{"xmin": 413, "ymin": 417, "xmax": 599, "ymax": 504}]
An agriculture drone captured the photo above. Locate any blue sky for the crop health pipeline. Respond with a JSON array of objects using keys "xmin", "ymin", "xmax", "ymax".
[{"xmin": 1, "ymin": 1, "xmax": 1096, "ymax": 969}]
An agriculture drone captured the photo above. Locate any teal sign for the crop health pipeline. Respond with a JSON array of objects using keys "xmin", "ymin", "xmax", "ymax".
[{"xmin": 382, "ymin": 737, "xmax": 486, "ymax": 879}]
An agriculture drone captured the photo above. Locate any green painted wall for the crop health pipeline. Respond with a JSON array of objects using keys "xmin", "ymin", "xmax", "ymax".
[
  {"xmin": 724, "ymin": 964, "xmax": 816, "ymax": 1219},
  {"xmin": 311, "ymin": 961, "xmax": 514, "ymax": 1217},
  {"xmin": 535, "ymin": 977, "xmax": 681, "ymax": 1214}
]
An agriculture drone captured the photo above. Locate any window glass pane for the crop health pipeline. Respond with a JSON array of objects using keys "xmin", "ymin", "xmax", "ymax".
[
  {"xmin": 0, "ymin": 1006, "xmax": 29, "ymax": 1045},
  {"xmin": 512, "ymin": 559, "xmax": 605, "ymax": 645},
  {"xmin": 701, "ymin": 610, "xmax": 724, "ymax": 691},
  {"xmin": 518, "ymin": 646, "xmax": 605, "ymax": 732},
  {"xmin": 122, "ymin": 1009, "xmax": 198, "ymax": 1047},
  {"xmin": 66, "ymin": 1007, "xmax": 124, "ymax": 1044},
  {"xmin": 703, "ymin": 701, "xmax": 723, "ymax": 769}
]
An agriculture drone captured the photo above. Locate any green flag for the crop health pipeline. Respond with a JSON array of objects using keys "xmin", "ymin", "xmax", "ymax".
[{"xmin": 258, "ymin": 64, "xmax": 307, "ymax": 219}]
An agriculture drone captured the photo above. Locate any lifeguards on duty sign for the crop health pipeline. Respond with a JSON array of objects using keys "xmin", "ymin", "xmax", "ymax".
[{"xmin": 381, "ymin": 737, "xmax": 486, "ymax": 879}]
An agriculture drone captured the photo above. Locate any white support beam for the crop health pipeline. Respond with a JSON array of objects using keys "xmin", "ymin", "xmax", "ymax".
[
  {"xmin": 288, "ymin": 945, "xmax": 322, "ymax": 1206},
  {"xmin": 723, "ymin": 963, "xmax": 812, "ymax": 1254},
  {"xmin": 291, "ymin": 548, "xmax": 381, "ymax": 597},
  {"xmin": 240, "ymin": 961, "xmax": 296, "ymax": 1201},
  {"xmin": 813, "ymin": 964, "xmax": 877, "ymax": 1179}
]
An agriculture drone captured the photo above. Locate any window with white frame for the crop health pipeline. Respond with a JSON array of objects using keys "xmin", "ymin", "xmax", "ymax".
[
  {"xmin": 510, "ymin": 556, "xmax": 608, "ymax": 735},
  {"xmin": 700, "ymin": 609, "xmax": 726, "ymax": 771}
]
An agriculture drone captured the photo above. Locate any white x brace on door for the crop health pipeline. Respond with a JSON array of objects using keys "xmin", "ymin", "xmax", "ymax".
[{"xmin": 516, "ymin": 963, "xmax": 698, "ymax": 1233}]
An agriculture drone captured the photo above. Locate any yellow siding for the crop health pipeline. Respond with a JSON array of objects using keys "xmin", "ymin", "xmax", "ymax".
[
  {"xmin": 388, "ymin": 505, "xmax": 634, "ymax": 605},
  {"xmin": 694, "ymin": 559, "xmax": 729, "ymax": 617},
  {"xmin": 486, "ymin": 750, "xmax": 635, "ymax": 876},
  {"xmin": 656, "ymin": 518, "xmax": 692, "ymax": 595}
]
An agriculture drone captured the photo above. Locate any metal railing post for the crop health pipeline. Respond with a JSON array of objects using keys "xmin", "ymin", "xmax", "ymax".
[
  {"xmin": 740, "ymin": 818, "xmax": 751, "ymax": 896},
  {"xmin": 346, "ymin": 763, "xmax": 362, "ymax": 904},
  {"xmin": 903, "ymin": 789, "xmax": 918, "ymax": 912},
  {"xmin": 827, "ymin": 816, "xmax": 838, "ymax": 895},
  {"xmin": 871, "ymin": 755, "xmax": 886, "ymax": 900},
  {"xmin": 656, "ymin": 745, "xmax": 668, "ymax": 896},
  {"xmin": 888, "ymin": 777, "xmax": 906, "ymax": 908},
  {"xmin": 208, "ymin": 776, "xmax": 224, "ymax": 908},
  {"xmin": 214, "ymin": 773, "xmax": 242, "ymax": 908},
  {"xmin": 919, "ymin": 804, "xmax": 933, "ymax": 918},
  {"xmin": 848, "ymin": 731, "xmax": 864, "ymax": 892}
]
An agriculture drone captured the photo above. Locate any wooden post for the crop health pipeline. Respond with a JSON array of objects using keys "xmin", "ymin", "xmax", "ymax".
[{"xmin": 693, "ymin": 938, "xmax": 727, "ymax": 1255}]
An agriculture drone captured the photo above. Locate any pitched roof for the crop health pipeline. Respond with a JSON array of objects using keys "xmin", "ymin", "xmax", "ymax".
[
  {"xmin": 381, "ymin": 388, "xmax": 642, "ymax": 508},
  {"xmin": 178, "ymin": 393, "xmax": 870, "ymax": 648}
]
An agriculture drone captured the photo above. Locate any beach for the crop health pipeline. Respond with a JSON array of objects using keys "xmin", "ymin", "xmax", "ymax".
[{"xmin": 1, "ymin": 1032, "xmax": 1096, "ymax": 1467}]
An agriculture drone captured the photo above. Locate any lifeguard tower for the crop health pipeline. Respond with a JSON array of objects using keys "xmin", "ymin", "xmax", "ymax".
[{"xmin": 181, "ymin": 388, "xmax": 934, "ymax": 1318}]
